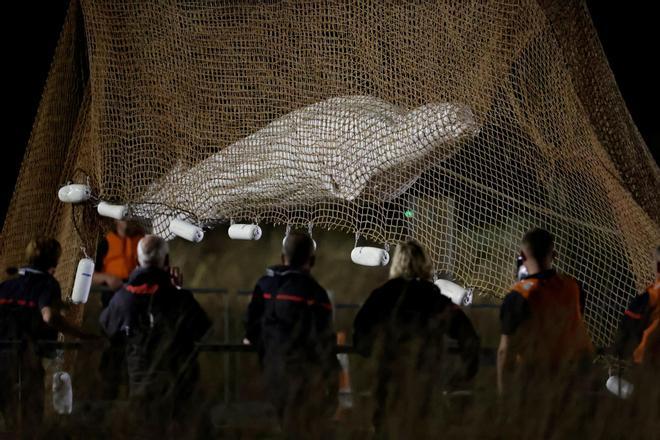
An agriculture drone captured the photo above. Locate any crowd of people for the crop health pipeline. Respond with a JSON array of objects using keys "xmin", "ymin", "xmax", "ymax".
[{"xmin": 0, "ymin": 222, "xmax": 658, "ymax": 437}]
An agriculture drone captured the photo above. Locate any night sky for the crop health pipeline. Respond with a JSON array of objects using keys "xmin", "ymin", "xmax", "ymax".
[{"xmin": 1, "ymin": 1, "xmax": 657, "ymax": 225}]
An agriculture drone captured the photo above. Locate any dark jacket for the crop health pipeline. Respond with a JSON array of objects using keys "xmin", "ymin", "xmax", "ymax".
[
  {"xmin": 245, "ymin": 265, "xmax": 336, "ymax": 370},
  {"xmin": 0, "ymin": 267, "xmax": 60, "ymax": 357},
  {"xmin": 99, "ymin": 266, "xmax": 211, "ymax": 400},
  {"xmin": 0, "ymin": 267, "xmax": 60, "ymax": 429},
  {"xmin": 353, "ymin": 277, "xmax": 480, "ymax": 427}
]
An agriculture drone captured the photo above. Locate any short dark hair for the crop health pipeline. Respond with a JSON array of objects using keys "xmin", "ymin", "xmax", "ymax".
[
  {"xmin": 283, "ymin": 231, "xmax": 315, "ymax": 268},
  {"xmin": 522, "ymin": 228, "xmax": 554, "ymax": 261},
  {"xmin": 26, "ymin": 237, "xmax": 62, "ymax": 271}
]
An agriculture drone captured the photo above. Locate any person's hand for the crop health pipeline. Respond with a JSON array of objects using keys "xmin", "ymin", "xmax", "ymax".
[
  {"xmin": 169, "ymin": 266, "xmax": 183, "ymax": 288},
  {"xmin": 104, "ymin": 274, "xmax": 123, "ymax": 291},
  {"xmin": 242, "ymin": 338, "xmax": 251, "ymax": 345}
]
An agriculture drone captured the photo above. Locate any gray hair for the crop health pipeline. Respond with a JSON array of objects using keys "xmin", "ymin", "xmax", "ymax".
[{"xmin": 137, "ymin": 235, "xmax": 169, "ymax": 268}]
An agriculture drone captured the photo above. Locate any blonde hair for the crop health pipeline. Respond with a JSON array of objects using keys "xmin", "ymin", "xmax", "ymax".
[{"xmin": 389, "ymin": 240, "xmax": 433, "ymax": 281}]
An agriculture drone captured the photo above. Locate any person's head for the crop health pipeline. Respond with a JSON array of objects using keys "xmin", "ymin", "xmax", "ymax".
[
  {"xmin": 26, "ymin": 237, "xmax": 62, "ymax": 272},
  {"xmin": 114, "ymin": 220, "xmax": 128, "ymax": 237},
  {"xmin": 282, "ymin": 231, "xmax": 316, "ymax": 270},
  {"xmin": 389, "ymin": 240, "xmax": 433, "ymax": 281},
  {"xmin": 137, "ymin": 235, "xmax": 169, "ymax": 269},
  {"xmin": 112, "ymin": 220, "xmax": 144, "ymax": 238},
  {"xmin": 520, "ymin": 228, "xmax": 556, "ymax": 273}
]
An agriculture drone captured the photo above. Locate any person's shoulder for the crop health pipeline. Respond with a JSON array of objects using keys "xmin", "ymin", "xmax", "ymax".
[
  {"xmin": 378, "ymin": 277, "xmax": 407, "ymax": 292},
  {"xmin": 44, "ymin": 273, "xmax": 61, "ymax": 289},
  {"xmin": 293, "ymin": 272, "xmax": 327, "ymax": 298},
  {"xmin": 510, "ymin": 277, "xmax": 540, "ymax": 298},
  {"xmin": 108, "ymin": 285, "xmax": 134, "ymax": 306},
  {"xmin": 173, "ymin": 286, "xmax": 197, "ymax": 302},
  {"xmin": 646, "ymin": 280, "xmax": 660, "ymax": 301},
  {"xmin": 555, "ymin": 271, "xmax": 578, "ymax": 284}
]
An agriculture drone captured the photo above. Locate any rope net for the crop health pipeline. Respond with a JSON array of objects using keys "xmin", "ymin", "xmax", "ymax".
[{"xmin": 1, "ymin": 0, "xmax": 658, "ymax": 349}]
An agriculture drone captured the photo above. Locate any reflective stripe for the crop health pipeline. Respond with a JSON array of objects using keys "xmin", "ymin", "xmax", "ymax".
[
  {"xmin": 263, "ymin": 292, "xmax": 332, "ymax": 310},
  {"xmin": 0, "ymin": 298, "xmax": 37, "ymax": 308},
  {"xmin": 126, "ymin": 283, "xmax": 159, "ymax": 295}
]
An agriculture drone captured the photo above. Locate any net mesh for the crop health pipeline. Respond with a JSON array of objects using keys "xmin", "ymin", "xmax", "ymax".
[{"xmin": 1, "ymin": 0, "xmax": 658, "ymax": 349}]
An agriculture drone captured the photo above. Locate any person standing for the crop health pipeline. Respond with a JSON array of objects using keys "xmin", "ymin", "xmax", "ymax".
[
  {"xmin": 353, "ymin": 240, "xmax": 480, "ymax": 438},
  {"xmin": 99, "ymin": 235, "xmax": 211, "ymax": 434},
  {"xmin": 0, "ymin": 237, "xmax": 95, "ymax": 434},
  {"xmin": 497, "ymin": 228, "xmax": 593, "ymax": 397},
  {"xmin": 245, "ymin": 231, "xmax": 338, "ymax": 436}
]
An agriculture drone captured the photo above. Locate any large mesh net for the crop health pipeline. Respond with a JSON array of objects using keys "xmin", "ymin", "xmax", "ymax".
[{"xmin": 1, "ymin": 0, "xmax": 658, "ymax": 349}]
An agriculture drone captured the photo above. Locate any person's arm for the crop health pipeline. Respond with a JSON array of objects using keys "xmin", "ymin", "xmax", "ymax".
[
  {"xmin": 181, "ymin": 290, "xmax": 212, "ymax": 342},
  {"xmin": 577, "ymin": 281, "xmax": 587, "ymax": 315},
  {"xmin": 497, "ymin": 334, "xmax": 510, "ymax": 396},
  {"xmin": 613, "ymin": 291, "xmax": 650, "ymax": 360},
  {"xmin": 39, "ymin": 278, "xmax": 97, "ymax": 339},
  {"xmin": 312, "ymin": 287, "xmax": 336, "ymax": 364},
  {"xmin": 497, "ymin": 291, "xmax": 529, "ymax": 396},
  {"xmin": 99, "ymin": 296, "xmax": 126, "ymax": 338},
  {"xmin": 92, "ymin": 238, "xmax": 123, "ymax": 290},
  {"xmin": 353, "ymin": 287, "xmax": 386, "ymax": 357},
  {"xmin": 244, "ymin": 281, "xmax": 265, "ymax": 345},
  {"xmin": 41, "ymin": 307, "xmax": 97, "ymax": 339},
  {"xmin": 447, "ymin": 305, "xmax": 480, "ymax": 385}
]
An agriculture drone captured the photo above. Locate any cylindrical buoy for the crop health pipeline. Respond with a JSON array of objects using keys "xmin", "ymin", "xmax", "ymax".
[
  {"xmin": 97, "ymin": 201, "xmax": 127, "ymax": 220},
  {"xmin": 351, "ymin": 247, "xmax": 390, "ymax": 266},
  {"xmin": 52, "ymin": 371, "xmax": 73, "ymax": 415},
  {"xmin": 606, "ymin": 375, "xmax": 634, "ymax": 399},
  {"xmin": 228, "ymin": 224, "xmax": 262, "ymax": 240},
  {"xmin": 169, "ymin": 218, "xmax": 204, "ymax": 242},
  {"xmin": 71, "ymin": 258, "xmax": 94, "ymax": 304},
  {"xmin": 434, "ymin": 279, "xmax": 468, "ymax": 306},
  {"xmin": 58, "ymin": 184, "xmax": 91, "ymax": 204}
]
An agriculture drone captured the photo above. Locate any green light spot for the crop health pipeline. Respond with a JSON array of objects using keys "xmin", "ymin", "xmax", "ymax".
[{"xmin": 404, "ymin": 209, "xmax": 414, "ymax": 218}]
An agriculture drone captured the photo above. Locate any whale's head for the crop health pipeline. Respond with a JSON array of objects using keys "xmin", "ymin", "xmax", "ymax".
[{"xmin": 331, "ymin": 102, "xmax": 481, "ymax": 202}]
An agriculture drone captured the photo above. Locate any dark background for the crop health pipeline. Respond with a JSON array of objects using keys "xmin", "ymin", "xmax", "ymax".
[{"xmin": 1, "ymin": 1, "xmax": 657, "ymax": 225}]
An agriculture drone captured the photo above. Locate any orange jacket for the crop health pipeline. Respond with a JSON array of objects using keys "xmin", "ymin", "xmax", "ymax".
[
  {"xmin": 632, "ymin": 281, "xmax": 660, "ymax": 364},
  {"xmin": 509, "ymin": 272, "xmax": 593, "ymax": 368},
  {"xmin": 101, "ymin": 232, "xmax": 142, "ymax": 280}
]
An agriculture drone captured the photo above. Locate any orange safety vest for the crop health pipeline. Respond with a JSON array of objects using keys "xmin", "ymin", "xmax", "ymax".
[
  {"xmin": 102, "ymin": 232, "xmax": 142, "ymax": 280},
  {"xmin": 632, "ymin": 280, "xmax": 660, "ymax": 365},
  {"xmin": 510, "ymin": 272, "xmax": 594, "ymax": 369}
]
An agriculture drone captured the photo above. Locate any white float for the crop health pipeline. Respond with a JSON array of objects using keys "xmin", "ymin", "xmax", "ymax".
[
  {"xmin": 435, "ymin": 279, "xmax": 472, "ymax": 306},
  {"xmin": 351, "ymin": 247, "xmax": 390, "ymax": 267},
  {"xmin": 605, "ymin": 375, "xmax": 634, "ymax": 399},
  {"xmin": 228, "ymin": 224, "xmax": 262, "ymax": 240},
  {"xmin": 97, "ymin": 201, "xmax": 128, "ymax": 220},
  {"xmin": 57, "ymin": 184, "xmax": 91, "ymax": 204},
  {"xmin": 70, "ymin": 258, "xmax": 94, "ymax": 304},
  {"xmin": 169, "ymin": 218, "xmax": 204, "ymax": 242},
  {"xmin": 52, "ymin": 372, "xmax": 73, "ymax": 415}
]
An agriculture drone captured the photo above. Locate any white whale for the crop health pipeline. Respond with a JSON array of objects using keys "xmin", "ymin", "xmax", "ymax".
[{"xmin": 131, "ymin": 95, "xmax": 480, "ymax": 239}]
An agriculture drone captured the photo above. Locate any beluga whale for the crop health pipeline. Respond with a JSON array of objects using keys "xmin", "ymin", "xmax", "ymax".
[{"xmin": 131, "ymin": 95, "xmax": 480, "ymax": 238}]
